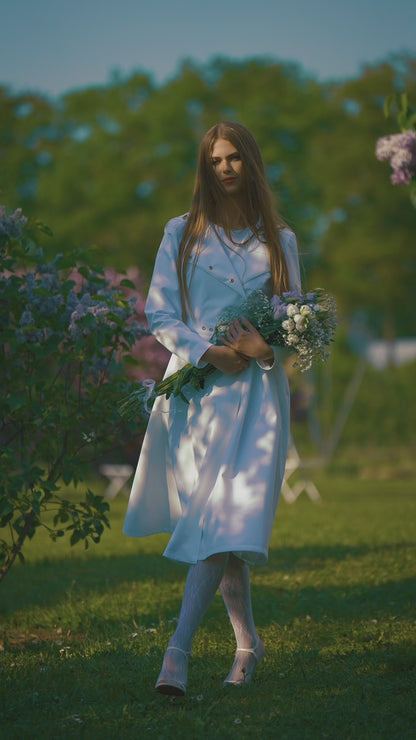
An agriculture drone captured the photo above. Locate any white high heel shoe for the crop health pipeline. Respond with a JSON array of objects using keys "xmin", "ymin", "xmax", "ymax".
[
  {"xmin": 155, "ymin": 646, "xmax": 191, "ymax": 696},
  {"xmin": 223, "ymin": 639, "xmax": 265, "ymax": 687}
]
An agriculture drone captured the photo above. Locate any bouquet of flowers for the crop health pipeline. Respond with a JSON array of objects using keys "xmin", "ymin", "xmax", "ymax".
[{"xmin": 119, "ymin": 288, "xmax": 336, "ymax": 419}]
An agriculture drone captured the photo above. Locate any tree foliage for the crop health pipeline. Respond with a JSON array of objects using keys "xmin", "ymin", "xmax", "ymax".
[{"xmin": 1, "ymin": 54, "xmax": 415, "ymax": 333}]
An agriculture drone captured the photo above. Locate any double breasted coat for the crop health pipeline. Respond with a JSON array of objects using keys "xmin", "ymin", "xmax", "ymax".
[{"xmin": 123, "ymin": 215, "xmax": 301, "ymax": 565}]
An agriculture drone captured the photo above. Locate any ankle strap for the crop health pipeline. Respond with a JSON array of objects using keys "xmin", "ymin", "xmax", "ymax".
[
  {"xmin": 235, "ymin": 638, "xmax": 259, "ymax": 656},
  {"xmin": 166, "ymin": 646, "xmax": 191, "ymax": 658},
  {"xmin": 235, "ymin": 646, "xmax": 257, "ymax": 655}
]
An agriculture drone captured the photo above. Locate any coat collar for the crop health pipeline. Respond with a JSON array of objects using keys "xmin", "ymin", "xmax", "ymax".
[{"xmin": 189, "ymin": 226, "xmax": 270, "ymax": 299}]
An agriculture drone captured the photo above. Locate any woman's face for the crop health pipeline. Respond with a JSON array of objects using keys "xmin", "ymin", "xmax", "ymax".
[{"xmin": 211, "ymin": 138, "xmax": 244, "ymax": 197}]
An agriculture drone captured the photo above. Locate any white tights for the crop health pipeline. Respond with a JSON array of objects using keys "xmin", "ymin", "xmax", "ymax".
[{"xmin": 159, "ymin": 552, "xmax": 261, "ymax": 685}]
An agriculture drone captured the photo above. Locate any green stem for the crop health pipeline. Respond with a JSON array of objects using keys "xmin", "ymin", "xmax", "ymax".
[{"xmin": 0, "ymin": 509, "xmax": 36, "ymax": 585}]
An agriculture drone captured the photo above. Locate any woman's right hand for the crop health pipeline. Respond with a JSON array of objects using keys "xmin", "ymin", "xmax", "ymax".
[{"xmin": 201, "ymin": 345, "xmax": 250, "ymax": 375}]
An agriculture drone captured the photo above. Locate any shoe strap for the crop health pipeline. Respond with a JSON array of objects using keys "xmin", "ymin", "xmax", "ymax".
[
  {"xmin": 166, "ymin": 646, "xmax": 191, "ymax": 658},
  {"xmin": 235, "ymin": 646, "xmax": 257, "ymax": 656}
]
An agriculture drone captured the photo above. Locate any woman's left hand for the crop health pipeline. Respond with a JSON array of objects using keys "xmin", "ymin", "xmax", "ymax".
[{"xmin": 221, "ymin": 317, "xmax": 274, "ymax": 363}]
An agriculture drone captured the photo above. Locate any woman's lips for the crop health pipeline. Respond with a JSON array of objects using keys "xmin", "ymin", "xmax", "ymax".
[{"xmin": 222, "ymin": 177, "xmax": 236, "ymax": 184}]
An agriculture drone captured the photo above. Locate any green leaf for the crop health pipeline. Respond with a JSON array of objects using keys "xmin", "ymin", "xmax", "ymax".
[
  {"xmin": 35, "ymin": 221, "xmax": 54, "ymax": 237},
  {"xmin": 70, "ymin": 530, "xmax": 82, "ymax": 546},
  {"xmin": 77, "ymin": 265, "xmax": 91, "ymax": 279},
  {"xmin": 0, "ymin": 498, "xmax": 14, "ymax": 519},
  {"xmin": 400, "ymin": 92, "xmax": 408, "ymax": 115},
  {"xmin": 119, "ymin": 279, "xmax": 136, "ymax": 289},
  {"xmin": 62, "ymin": 469, "xmax": 73, "ymax": 486}
]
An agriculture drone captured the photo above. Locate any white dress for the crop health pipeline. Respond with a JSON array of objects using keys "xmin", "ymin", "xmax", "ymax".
[{"xmin": 123, "ymin": 216, "xmax": 301, "ymax": 565}]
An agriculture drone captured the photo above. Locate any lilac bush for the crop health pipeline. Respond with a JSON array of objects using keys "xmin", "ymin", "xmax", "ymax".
[
  {"xmin": 0, "ymin": 208, "xmax": 148, "ymax": 584},
  {"xmin": 103, "ymin": 266, "xmax": 170, "ymax": 382},
  {"xmin": 376, "ymin": 92, "xmax": 416, "ymax": 206}
]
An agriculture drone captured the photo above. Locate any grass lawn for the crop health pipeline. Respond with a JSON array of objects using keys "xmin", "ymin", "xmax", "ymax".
[{"xmin": 1, "ymin": 474, "xmax": 415, "ymax": 739}]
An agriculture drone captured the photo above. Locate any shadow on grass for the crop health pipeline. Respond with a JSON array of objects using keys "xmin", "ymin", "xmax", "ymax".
[
  {"xmin": 251, "ymin": 576, "xmax": 416, "ymax": 624},
  {"xmin": 1, "ymin": 546, "xmax": 415, "ymax": 633},
  {"xmin": 1, "ymin": 552, "xmax": 186, "ymax": 613}
]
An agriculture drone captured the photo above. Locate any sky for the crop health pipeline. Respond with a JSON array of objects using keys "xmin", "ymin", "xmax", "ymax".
[{"xmin": 1, "ymin": 0, "xmax": 415, "ymax": 98}]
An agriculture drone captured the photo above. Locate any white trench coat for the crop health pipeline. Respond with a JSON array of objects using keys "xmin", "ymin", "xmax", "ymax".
[{"xmin": 123, "ymin": 216, "xmax": 301, "ymax": 565}]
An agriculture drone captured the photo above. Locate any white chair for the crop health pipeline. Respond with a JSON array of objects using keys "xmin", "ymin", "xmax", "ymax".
[
  {"xmin": 99, "ymin": 464, "xmax": 133, "ymax": 499},
  {"xmin": 281, "ymin": 439, "xmax": 321, "ymax": 503}
]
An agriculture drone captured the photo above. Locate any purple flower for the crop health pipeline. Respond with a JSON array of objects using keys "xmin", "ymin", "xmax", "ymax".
[
  {"xmin": 273, "ymin": 303, "xmax": 288, "ymax": 320},
  {"xmin": 20, "ymin": 309, "xmax": 35, "ymax": 327},
  {"xmin": 391, "ymin": 169, "xmax": 412, "ymax": 185},
  {"xmin": 282, "ymin": 290, "xmax": 303, "ymax": 300},
  {"xmin": 0, "ymin": 206, "xmax": 28, "ymax": 241},
  {"xmin": 270, "ymin": 294, "xmax": 287, "ymax": 319},
  {"xmin": 376, "ymin": 130, "xmax": 416, "ymax": 186}
]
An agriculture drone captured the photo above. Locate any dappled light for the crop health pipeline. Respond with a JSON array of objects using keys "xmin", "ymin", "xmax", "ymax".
[{"xmin": 1, "ymin": 49, "xmax": 416, "ymax": 738}]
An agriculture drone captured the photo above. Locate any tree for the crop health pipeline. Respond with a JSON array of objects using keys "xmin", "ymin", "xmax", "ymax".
[
  {"xmin": 306, "ymin": 55, "xmax": 416, "ymax": 337},
  {"xmin": 2, "ymin": 55, "xmax": 416, "ymax": 335}
]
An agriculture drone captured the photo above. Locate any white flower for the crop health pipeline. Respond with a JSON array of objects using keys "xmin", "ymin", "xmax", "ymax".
[
  {"xmin": 286, "ymin": 304, "xmax": 297, "ymax": 317},
  {"xmin": 294, "ymin": 315, "xmax": 307, "ymax": 332},
  {"xmin": 300, "ymin": 305, "xmax": 314, "ymax": 317},
  {"xmin": 282, "ymin": 318, "xmax": 295, "ymax": 331},
  {"xmin": 287, "ymin": 333, "xmax": 299, "ymax": 345}
]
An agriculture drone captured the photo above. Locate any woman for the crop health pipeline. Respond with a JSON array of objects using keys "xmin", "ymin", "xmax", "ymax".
[{"xmin": 123, "ymin": 122, "xmax": 301, "ymax": 695}]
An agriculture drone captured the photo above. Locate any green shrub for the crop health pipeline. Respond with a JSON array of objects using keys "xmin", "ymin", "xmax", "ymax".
[{"xmin": 0, "ymin": 207, "xmax": 145, "ymax": 583}]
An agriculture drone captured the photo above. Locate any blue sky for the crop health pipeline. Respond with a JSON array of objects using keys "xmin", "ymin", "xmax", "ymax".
[{"xmin": 1, "ymin": 0, "xmax": 415, "ymax": 97}]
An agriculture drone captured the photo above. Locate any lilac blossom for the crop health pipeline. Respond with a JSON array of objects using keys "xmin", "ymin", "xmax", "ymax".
[
  {"xmin": 0, "ymin": 206, "xmax": 28, "ymax": 243},
  {"xmin": 0, "ymin": 207, "xmax": 28, "ymax": 253},
  {"xmin": 282, "ymin": 290, "xmax": 303, "ymax": 300},
  {"xmin": 17, "ymin": 310, "xmax": 52, "ymax": 343},
  {"xmin": 272, "ymin": 302, "xmax": 288, "ymax": 320},
  {"xmin": 19, "ymin": 309, "xmax": 35, "ymax": 327},
  {"xmin": 4, "ymin": 238, "xmax": 166, "ymax": 379},
  {"xmin": 376, "ymin": 130, "xmax": 416, "ymax": 186}
]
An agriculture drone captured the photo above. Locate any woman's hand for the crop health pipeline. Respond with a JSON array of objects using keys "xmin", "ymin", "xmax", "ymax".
[
  {"xmin": 221, "ymin": 317, "xmax": 274, "ymax": 363},
  {"xmin": 201, "ymin": 345, "xmax": 250, "ymax": 375}
]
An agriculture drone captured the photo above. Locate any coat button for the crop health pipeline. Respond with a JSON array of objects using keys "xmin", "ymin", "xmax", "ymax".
[
  {"xmin": 202, "ymin": 326, "xmax": 206, "ymax": 330},
  {"xmin": 229, "ymin": 278, "xmax": 235, "ymax": 283},
  {"xmin": 209, "ymin": 265, "xmax": 213, "ymax": 270}
]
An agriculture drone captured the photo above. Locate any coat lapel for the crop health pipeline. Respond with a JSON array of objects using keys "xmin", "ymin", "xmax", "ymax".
[{"xmin": 190, "ymin": 232, "xmax": 247, "ymax": 299}]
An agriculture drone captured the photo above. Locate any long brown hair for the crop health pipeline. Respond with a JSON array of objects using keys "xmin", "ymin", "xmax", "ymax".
[{"xmin": 178, "ymin": 121, "xmax": 290, "ymax": 318}]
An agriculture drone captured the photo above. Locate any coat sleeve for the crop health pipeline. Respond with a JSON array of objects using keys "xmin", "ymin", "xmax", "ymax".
[
  {"xmin": 145, "ymin": 220, "xmax": 213, "ymax": 367},
  {"xmin": 257, "ymin": 230, "xmax": 302, "ymax": 370}
]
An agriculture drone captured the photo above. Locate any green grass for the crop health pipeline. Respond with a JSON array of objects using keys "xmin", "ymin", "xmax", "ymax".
[{"xmin": 1, "ymin": 475, "xmax": 415, "ymax": 739}]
